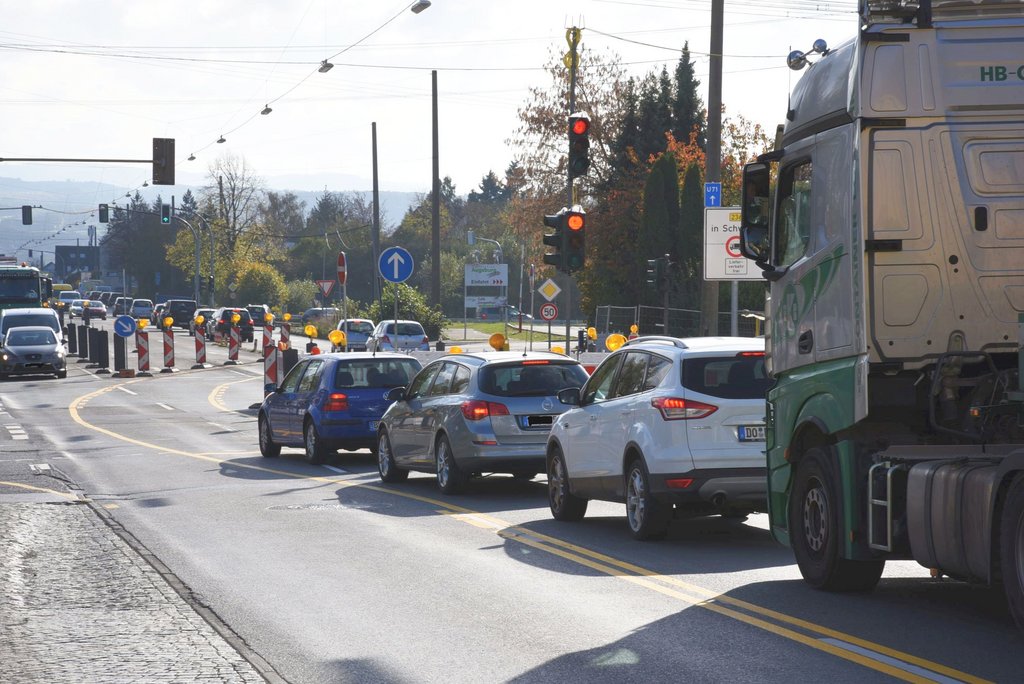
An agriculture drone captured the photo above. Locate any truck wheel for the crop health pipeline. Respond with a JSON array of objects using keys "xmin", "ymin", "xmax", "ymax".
[
  {"xmin": 789, "ymin": 447, "xmax": 884, "ymax": 592},
  {"xmin": 999, "ymin": 475, "xmax": 1024, "ymax": 631}
]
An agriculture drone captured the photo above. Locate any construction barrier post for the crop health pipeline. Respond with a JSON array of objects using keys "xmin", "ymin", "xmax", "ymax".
[
  {"xmin": 263, "ymin": 346, "xmax": 281, "ymax": 393},
  {"xmin": 225, "ymin": 326, "xmax": 240, "ymax": 365},
  {"xmin": 136, "ymin": 330, "xmax": 152, "ymax": 376},
  {"xmin": 95, "ymin": 330, "xmax": 111, "ymax": 374},
  {"xmin": 76, "ymin": 324, "xmax": 90, "ymax": 363},
  {"xmin": 259, "ymin": 325, "xmax": 273, "ymax": 359},
  {"xmin": 113, "ymin": 334, "xmax": 126, "ymax": 371},
  {"xmin": 280, "ymin": 322, "xmax": 290, "ymax": 349},
  {"xmin": 192, "ymin": 325, "xmax": 209, "ymax": 369},
  {"xmin": 67, "ymin": 324, "xmax": 78, "ymax": 356},
  {"xmin": 160, "ymin": 327, "xmax": 177, "ymax": 373}
]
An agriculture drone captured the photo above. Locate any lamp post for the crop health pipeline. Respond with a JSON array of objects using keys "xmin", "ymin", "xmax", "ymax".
[{"xmin": 177, "ymin": 208, "xmax": 215, "ymax": 306}]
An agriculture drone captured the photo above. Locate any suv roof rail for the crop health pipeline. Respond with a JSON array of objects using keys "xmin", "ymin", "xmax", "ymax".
[{"xmin": 623, "ymin": 335, "xmax": 688, "ymax": 349}]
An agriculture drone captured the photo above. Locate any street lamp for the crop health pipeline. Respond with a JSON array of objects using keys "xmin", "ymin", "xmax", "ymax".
[{"xmin": 411, "ymin": 0, "xmax": 431, "ymax": 13}]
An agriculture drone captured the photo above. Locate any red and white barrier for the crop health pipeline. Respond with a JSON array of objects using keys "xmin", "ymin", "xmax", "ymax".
[
  {"xmin": 192, "ymin": 325, "xmax": 208, "ymax": 369},
  {"xmin": 136, "ymin": 331, "xmax": 152, "ymax": 376},
  {"xmin": 263, "ymin": 346, "xmax": 281, "ymax": 391},
  {"xmin": 259, "ymin": 324, "xmax": 273, "ymax": 358},
  {"xmin": 160, "ymin": 327, "xmax": 176, "ymax": 373},
  {"xmin": 280, "ymin": 321, "xmax": 290, "ymax": 349},
  {"xmin": 225, "ymin": 326, "xmax": 240, "ymax": 365}
]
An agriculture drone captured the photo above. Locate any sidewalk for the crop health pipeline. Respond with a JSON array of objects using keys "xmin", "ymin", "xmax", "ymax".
[{"xmin": 0, "ymin": 500, "xmax": 274, "ymax": 683}]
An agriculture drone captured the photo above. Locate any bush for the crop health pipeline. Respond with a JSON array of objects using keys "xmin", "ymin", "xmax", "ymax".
[{"xmin": 365, "ymin": 283, "xmax": 448, "ymax": 340}]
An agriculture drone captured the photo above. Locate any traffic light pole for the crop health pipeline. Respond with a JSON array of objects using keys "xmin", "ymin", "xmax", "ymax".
[{"xmin": 565, "ymin": 28, "xmax": 581, "ymax": 349}]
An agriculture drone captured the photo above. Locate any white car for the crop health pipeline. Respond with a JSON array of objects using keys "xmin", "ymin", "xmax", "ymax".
[
  {"xmin": 545, "ymin": 336, "xmax": 773, "ymax": 540},
  {"xmin": 367, "ymin": 320, "xmax": 430, "ymax": 352}
]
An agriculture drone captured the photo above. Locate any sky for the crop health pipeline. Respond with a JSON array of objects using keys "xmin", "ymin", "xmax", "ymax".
[{"xmin": 0, "ymin": 0, "xmax": 860, "ymax": 238}]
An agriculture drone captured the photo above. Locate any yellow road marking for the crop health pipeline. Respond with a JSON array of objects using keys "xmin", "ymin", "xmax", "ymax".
[
  {"xmin": 208, "ymin": 376, "xmax": 258, "ymax": 412},
  {"xmin": 68, "ymin": 382, "xmax": 992, "ymax": 684},
  {"xmin": 0, "ymin": 481, "xmax": 78, "ymax": 499}
]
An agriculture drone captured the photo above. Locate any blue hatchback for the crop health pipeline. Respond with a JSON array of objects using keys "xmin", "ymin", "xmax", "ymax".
[{"xmin": 258, "ymin": 352, "xmax": 422, "ymax": 464}]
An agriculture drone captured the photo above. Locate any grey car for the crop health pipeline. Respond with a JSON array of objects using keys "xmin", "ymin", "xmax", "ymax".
[
  {"xmin": 376, "ymin": 351, "xmax": 590, "ymax": 494},
  {"xmin": 0, "ymin": 326, "xmax": 67, "ymax": 379}
]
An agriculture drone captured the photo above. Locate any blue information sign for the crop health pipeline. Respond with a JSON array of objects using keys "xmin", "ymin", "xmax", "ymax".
[
  {"xmin": 114, "ymin": 314, "xmax": 138, "ymax": 338},
  {"xmin": 704, "ymin": 182, "xmax": 721, "ymax": 207},
  {"xmin": 378, "ymin": 246, "xmax": 414, "ymax": 283}
]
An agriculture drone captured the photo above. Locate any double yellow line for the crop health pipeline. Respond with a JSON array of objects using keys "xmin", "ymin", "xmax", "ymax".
[{"xmin": 69, "ymin": 380, "xmax": 989, "ymax": 684}]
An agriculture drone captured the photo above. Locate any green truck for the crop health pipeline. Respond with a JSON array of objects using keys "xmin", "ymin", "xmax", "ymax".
[{"xmin": 738, "ymin": 0, "xmax": 1024, "ymax": 629}]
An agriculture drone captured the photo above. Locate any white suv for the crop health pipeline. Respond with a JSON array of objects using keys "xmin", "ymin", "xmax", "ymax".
[{"xmin": 545, "ymin": 336, "xmax": 772, "ymax": 540}]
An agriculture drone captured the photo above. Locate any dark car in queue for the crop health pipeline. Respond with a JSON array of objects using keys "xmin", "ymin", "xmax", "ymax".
[
  {"xmin": 0, "ymin": 326, "xmax": 67, "ymax": 380},
  {"xmin": 209, "ymin": 307, "xmax": 254, "ymax": 343},
  {"xmin": 376, "ymin": 352, "xmax": 590, "ymax": 494},
  {"xmin": 162, "ymin": 299, "xmax": 197, "ymax": 330},
  {"xmin": 258, "ymin": 352, "xmax": 423, "ymax": 464}
]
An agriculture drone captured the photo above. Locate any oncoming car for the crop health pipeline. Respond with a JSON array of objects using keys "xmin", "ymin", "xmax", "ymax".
[
  {"xmin": 376, "ymin": 352, "xmax": 590, "ymax": 493},
  {"xmin": 0, "ymin": 326, "xmax": 67, "ymax": 380},
  {"xmin": 258, "ymin": 352, "xmax": 422, "ymax": 464},
  {"xmin": 545, "ymin": 336, "xmax": 773, "ymax": 540}
]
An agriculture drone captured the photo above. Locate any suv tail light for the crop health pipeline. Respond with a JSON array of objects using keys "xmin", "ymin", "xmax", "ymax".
[
  {"xmin": 461, "ymin": 400, "xmax": 510, "ymax": 421},
  {"xmin": 651, "ymin": 397, "xmax": 717, "ymax": 420},
  {"xmin": 323, "ymin": 393, "xmax": 349, "ymax": 412}
]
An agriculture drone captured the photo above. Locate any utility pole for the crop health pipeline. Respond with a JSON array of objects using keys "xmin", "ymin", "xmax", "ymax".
[
  {"xmin": 430, "ymin": 70, "xmax": 441, "ymax": 308},
  {"xmin": 701, "ymin": 0, "xmax": 724, "ymax": 335},
  {"xmin": 565, "ymin": 28, "xmax": 581, "ymax": 348},
  {"xmin": 372, "ymin": 122, "xmax": 381, "ymax": 308}
]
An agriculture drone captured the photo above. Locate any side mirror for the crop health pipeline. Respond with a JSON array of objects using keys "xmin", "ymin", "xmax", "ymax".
[
  {"xmin": 740, "ymin": 161, "xmax": 772, "ymax": 263},
  {"xmin": 557, "ymin": 387, "xmax": 581, "ymax": 406},
  {"xmin": 386, "ymin": 386, "xmax": 406, "ymax": 402},
  {"xmin": 264, "ymin": 382, "xmax": 280, "ymax": 394}
]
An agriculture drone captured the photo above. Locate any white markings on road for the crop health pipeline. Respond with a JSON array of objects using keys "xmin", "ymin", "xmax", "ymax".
[
  {"xmin": 116, "ymin": 386, "xmax": 138, "ymax": 395},
  {"xmin": 208, "ymin": 423, "xmax": 238, "ymax": 433},
  {"xmin": 323, "ymin": 465, "xmax": 349, "ymax": 474},
  {"xmin": 227, "ymin": 370, "xmax": 251, "ymax": 378},
  {"xmin": 5, "ymin": 424, "xmax": 28, "ymax": 440},
  {"xmin": 819, "ymin": 639, "xmax": 963, "ymax": 684},
  {"xmin": 156, "ymin": 403, "xmax": 175, "ymax": 411}
]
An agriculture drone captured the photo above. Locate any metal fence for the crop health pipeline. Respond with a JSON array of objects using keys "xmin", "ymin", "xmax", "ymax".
[{"xmin": 594, "ymin": 305, "xmax": 764, "ymax": 338}]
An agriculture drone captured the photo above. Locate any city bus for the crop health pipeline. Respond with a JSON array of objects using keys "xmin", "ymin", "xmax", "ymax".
[{"xmin": 0, "ymin": 263, "xmax": 53, "ymax": 310}]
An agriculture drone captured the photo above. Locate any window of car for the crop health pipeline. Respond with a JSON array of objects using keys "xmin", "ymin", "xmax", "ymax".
[
  {"xmin": 334, "ymin": 359, "xmax": 421, "ymax": 388},
  {"xmin": 612, "ymin": 352, "xmax": 649, "ymax": 398},
  {"xmin": 427, "ymin": 362, "xmax": 457, "ymax": 396},
  {"xmin": 339, "ymin": 320, "xmax": 374, "ymax": 334},
  {"xmin": 681, "ymin": 354, "xmax": 772, "ymax": 399},
  {"xmin": 0, "ymin": 312, "xmax": 60, "ymax": 336},
  {"xmin": 775, "ymin": 160, "xmax": 812, "ymax": 268},
  {"xmin": 387, "ymin": 322, "xmax": 425, "ymax": 336},
  {"xmin": 6, "ymin": 329, "xmax": 57, "ymax": 346},
  {"xmin": 280, "ymin": 361, "xmax": 307, "ymax": 393},
  {"xmin": 581, "ymin": 355, "xmax": 624, "ymax": 405},
  {"xmin": 298, "ymin": 359, "xmax": 325, "ymax": 393},
  {"xmin": 451, "ymin": 365, "xmax": 471, "ymax": 394},
  {"xmin": 642, "ymin": 354, "xmax": 673, "ymax": 391},
  {"xmin": 480, "ymin": 361, "xmax": 590, "ymax": 397},
  {"xmin": 406, "ymin": 363, "xmax": 441, "ymax": 399}
]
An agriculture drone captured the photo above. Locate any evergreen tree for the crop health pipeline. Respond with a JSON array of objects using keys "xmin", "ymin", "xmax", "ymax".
[
  {"xmin": 638, "ymin": 153, "xmax": 680, "ymax": 304},
  {"xmin": 677, "ymin": 162, "xmax": 705, "ymax": 310},
  {"xmin": 672, "ymin": 43, "xmax": 706, "ymax": 149}
]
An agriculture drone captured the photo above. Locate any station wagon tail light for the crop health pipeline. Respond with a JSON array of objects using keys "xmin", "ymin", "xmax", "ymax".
[
  {"xmin": 521, "ymin": 360, "xmax": 550, "ymax": 365},
  {"xmin": 324, "ymin": 393, "xmax": 349, "ymax": 412},
  {"xmin": 461, "ymin": 400, "xmax": 510, "ymax": 421},
  {"xmin": 736, "ymin": 351, "xmax": 765, "ymax": 357},
  {"xmin": 651, "ymin": 397, "xmax": 717, "ymax": 420}
]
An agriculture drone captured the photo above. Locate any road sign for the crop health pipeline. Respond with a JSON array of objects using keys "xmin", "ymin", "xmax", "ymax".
[
  {"xmin": 337, "ymin": 252, "xmax": 347, "ymax": 286},
  {"xmin": 113, "ymin": 315, "xmax": 137, "ymax": 338},
  {"xmin": 539, "ymin": 303, "xmax": 558, "ymax": 321},
  {"xmin": 379, "ymin": 246, "xmax": 414, "ymax": 283},
  {"xmin": 538, "ymin": 278, "xmax": 561, "ymax": 302},
  {"xmin": 705, "ymin": 182, "xmax": 722, "ymax": 207},
  {"xmin": 703, "ymin": 207, "xmax": 760, "ymax": 281},
  {"xmin": 316, "ymin": 279, "xmax": 336, "ymax": 297}
]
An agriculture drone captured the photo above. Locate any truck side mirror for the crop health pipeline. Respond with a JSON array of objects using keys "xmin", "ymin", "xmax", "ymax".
[{"xmin": 740, "ymin": 161, "xmax": 772, "ymax": 262}]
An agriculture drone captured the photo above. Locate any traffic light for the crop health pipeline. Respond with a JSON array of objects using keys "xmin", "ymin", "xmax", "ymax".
[
  {"xmin": 152, "ymin": 137, "xmax": 175, "ymax": 186},
  {"xmin": 21, "ymin": 205, "xmax": 32, "ymax": 225},
  {"xmin": 646, "ymin": 256, "xmax": 668, "ymax": 293},
  {"xmin": 542, "ymin": 209, "xmax": 567, "ymax": 273},
  {"xmin": 568, "ymin": 112, "xmax": 591, "ymax": 180},
  {"xmin": 160, "ymin": 203, "xmax": 171, "ymax": 225},
  {"xmin": 98, "ymin": 204, "xmax": 109, "ymax": 223},
  {"xmin": 564, "ymin": 208, "xmax": 585, "ymax": 273}
]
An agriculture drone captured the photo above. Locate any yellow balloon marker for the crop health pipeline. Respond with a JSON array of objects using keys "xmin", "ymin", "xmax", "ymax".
[
  {"xmin": 163, "ymin": 316, "xmax": 174, "ymax": 328},
  {"xmin": 605, "ymin": 333, "xmax": 627, "ymax": 351},
  {"xmin": 304, "ymin": 324, "xmax": 317, "ymax": 338},
  {"xmin": 587, "ymin": 326, "xmax": 597, "ymax": 340},
  {"xmin": 195, "ymin": 315, "xmax": 205, "ymax": 325},
  {"xmin": 283, "ymin": 313, "xmax": 292, "ymax": 322},
  {"xmin": 139, "ymin": 319, "xmax": 149, "ymax": 329},
  {"xmin": 231, "ymin": 312, "xmax": 241, "ymax": 324},
  {"xmin": 264, "ymin": 312, "xmax": 274, "ymax": 324},
  {"xmin": 551, "ymin": 345, "xmax": 565, "ymax": 355},
  {"xmin": 488, "ymin": 333, "xmax": 506, "ymax": 351},
  {"xmin": 630, "ymin": 324, "xmax": 639, "ymax": 334},
  {"xmin": 328, "ymin": 330, "xmax": 345, "ymax": 346},
  {"xmin": 448, "ymin": 346, "xmax": 463, "ymax": 354}
]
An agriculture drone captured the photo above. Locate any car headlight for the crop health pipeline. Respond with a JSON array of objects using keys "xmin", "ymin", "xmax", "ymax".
[{"xmin": 1, "ymin": 353, "xmax": 8, "ymax": 362}]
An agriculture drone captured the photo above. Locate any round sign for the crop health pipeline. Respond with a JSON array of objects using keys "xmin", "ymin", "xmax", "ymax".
[
  {"xmin": 378, "ymin": 246, "xmax": 414, "ymax": 284},
  {"xmin": 337, "ymin": 251, "xmax": 347, "ymax": 287},
  {"xmin": 725, "ymin": 235, "xmax": 742, "ymax": 258},
  {"xmin": 113, "ymin": 315, "xmax": 137, "ymax": 338},
  {"xmin": 539, "ymin": 303, "xmax": 558, "ymax": 321}
]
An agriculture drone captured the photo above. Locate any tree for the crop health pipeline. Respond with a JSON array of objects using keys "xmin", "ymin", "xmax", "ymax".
[
  {"xmin": 365, "ymin": 282, "xmax": 447, "ymax": 341},
  {"xmin": 201, "ymin": 153, "xmax": 264, "ymax": 256},
  {"xmin": 235, "ymin": 261, "xmax": 286, "ymax": 308},
  {"xmin": 283, "ymin": 279, "xmax": 318, "ymax": 317},
  {"xmin": 639, "ymin": 152, "xmax": 680, "ymax": 304},
  {"xmin": 672, "ymin": 43, "xmax": 706, "ymax": 150},
  {"xmin": 677, "ymin": 162, "xmax": 705, "ymax": 310}
]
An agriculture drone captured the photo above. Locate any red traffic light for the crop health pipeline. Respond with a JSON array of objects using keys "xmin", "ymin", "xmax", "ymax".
[
  {"xmin": 571, "ymin": 118, "xmax": 589, "ymax": 136},
  {"xmin": 566, "ymin": 212, "xmax": 584, "ymax": 231}
]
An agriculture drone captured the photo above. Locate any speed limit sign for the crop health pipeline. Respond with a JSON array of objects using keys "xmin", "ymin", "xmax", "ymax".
[{"xmin": 539, "ymin": 303, "xmax": 558, "ymax": 321}]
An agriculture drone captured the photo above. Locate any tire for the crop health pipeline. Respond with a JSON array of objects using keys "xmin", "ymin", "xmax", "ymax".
[
  {"xmin": 258, "ymin": 414, "xmax": 281, "ymax": 458},
  {"xmin": 435, "ymin": 435, "xmax": 466, "ymax": 494},
  {"xmin": 789, "ymin": 447, "xmax": 885, "ymax": 591},
  {"xmin": 377, "ymin": 430, "xmax": 408, "ymax": 482},
  {"xmin": 56, "ymin": 370, "xmax": 67, "ymax": 380},
  {"xmin": 547, "ymin": 447, "xmax": 587, "ymax": 521},
  {"xmin": 303, "ymin": 419, "xmax": 328, "ymax": 465},
  {"xmin": 999, "ymin": 475, "xmax": 1024, "ymax": 631},
  {"xmin": 625, "ymin": 457, "xmax": 670, "ymax": 540}
]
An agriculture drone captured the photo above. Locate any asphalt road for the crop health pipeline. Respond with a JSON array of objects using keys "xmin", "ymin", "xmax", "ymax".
[{"xmin": 2, "ymin": 353, "xmax": 1023, "ymax": 683}]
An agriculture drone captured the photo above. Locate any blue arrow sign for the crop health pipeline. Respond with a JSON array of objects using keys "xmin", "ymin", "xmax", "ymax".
[
  {"xmin": 704, "ymin": 182, "xmax": 721, "ymax": 207},
  {"xmin": 379, "ymin": 246, "xmax": 414, "ymax": 283},
  {"xmin": 114, "ymin": 314, "xmax": 138, "ymax": 338}
]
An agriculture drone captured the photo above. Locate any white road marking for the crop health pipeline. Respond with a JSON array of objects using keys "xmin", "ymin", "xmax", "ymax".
[
  {"xmin": 208, "ymin": 423, "xmax": 238, "ymax": 433},
  {"xmin": 6, "ymin": 424, "xmax": 28, "ymax": 441},
  {"xmin": 820, "ymin": 639, "xmax": 963, "ymax": 684},
  {"xmin": 116, "ymin": 386, "xmax": 138, "ymax": 395},
  {"xmin": 323, "ymin": 465, "xmax": 349, "ymax": 474},
  {"xmin": 156, "ymin": 403, "xmax": 175, "ymax": 411},
  {"xmin": 228, "ymin": 370, "xmax": 251, "ymax": 377}
]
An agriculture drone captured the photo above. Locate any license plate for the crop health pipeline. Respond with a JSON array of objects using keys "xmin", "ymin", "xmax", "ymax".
[
  {"xmin": 738, "ymin": 425, "xmax": 765, "ymax": 442},
  {"xmin": 369, "ymin": 420, "xmax": 380, "ymax": 431}
]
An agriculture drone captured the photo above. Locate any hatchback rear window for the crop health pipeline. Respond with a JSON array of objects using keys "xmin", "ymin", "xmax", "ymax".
[
  {"xmin": 480, "ymin": 362, "xmax": 589, "ymax": 397},
  {"xmin": 386, "ymin": 323, "xmax": 425, "ymax": 336},
  {"xmin": 333, "ymin": 359, "xmax": 422, "ymax": 388},
  {"xmin": 341, "ymin": 321, "xmax": 373, "ymax": 334},
  {"xmin": 681, "ymin": 355, "xmax": 772, "ymax": 399}
]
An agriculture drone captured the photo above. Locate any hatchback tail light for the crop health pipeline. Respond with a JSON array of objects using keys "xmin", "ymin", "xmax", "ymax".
[
  {"xmin": 421, "ymin": 336, "xmax": 429, "ymax": 346},
  {"xmin": 323, "ymin": 393, "xmax": 349, "ymax": 412},
  {"xmin": 381, "ymin": 335, "xmax": 391, "ymax": 346},
  {"xmin": 651, "ymin": 396, "xmax": 717, "ymax": 420},
  {"xmin": 461, "ymin": 400, "xmax": 510, "ymax": 421}
]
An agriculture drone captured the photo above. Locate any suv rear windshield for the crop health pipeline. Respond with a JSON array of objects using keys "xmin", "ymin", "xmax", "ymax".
[
  {"xmin": 340, "ymin": 321, "xmax": 373, "ymax": 334},
  {"xmin": 386, "ymin": 323, "xmax": 425, "ymax": 336},
  {"xmin": 681, "ymin": 354, "xmax": 773, "ymax": 399},
  {"xmin": 333, "ymin": 359, "xmax": 421, "ymax": 388},
  {"xmin": 167, "ymin": 301, "xmax": 196, "ymax": 314},
  {"xmin": 220, "ymin": 310, "xmax": 252, "ymax": 324},
  {"xmin": 480, "ymin": 361, "xmax": 589, "ymax": 397}
]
